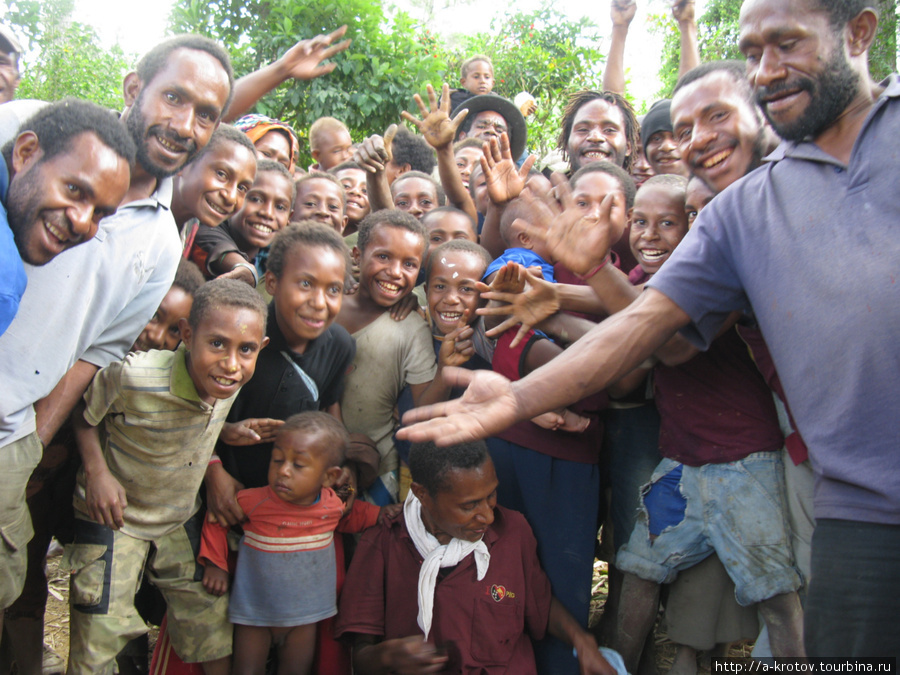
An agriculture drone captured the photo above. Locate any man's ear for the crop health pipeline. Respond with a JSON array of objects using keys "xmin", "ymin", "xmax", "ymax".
[
  {"xmin": 10, "ymin": 131, "xmax": 42, "ymax": 176},
  {"xmin": 178, "ymin": 318, "xmax": 193, "ymax": 351},
  {"xmin": 847, "ymin": 8, "xmax": 879, "ymax": 57},
  {"xmin": 410, "ymin": 482, "xmax": 429, "ymax": 504},
  {"xmin": 122, "ymin": 72, "xmax": 142, "ymax": 108}
]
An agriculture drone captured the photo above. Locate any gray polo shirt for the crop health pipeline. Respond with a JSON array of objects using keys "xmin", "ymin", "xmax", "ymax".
[{"xmin": 648, "ymin": 75, "xmax": 900, "ymax": 526}]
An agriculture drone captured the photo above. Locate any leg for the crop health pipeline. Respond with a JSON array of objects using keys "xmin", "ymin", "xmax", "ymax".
[
  {"xmin": 231, "ymin": 625, "xmax": 272, "ymax": 675},
  {"xmin": 805, "ymin": 519, "xmax": 900, "ymax": 657},
  {"xmin": 614, "ymin": 573, "xmax": 660, "ymax": 673},
  {"xmin": 668, "ymin": 646, "xmax": 698, "ymax": 675},
  {"xmin": 277, "ymin": 624, "xmax": 317, "ymax": 675},
  {"xmin": 758, "ymin": 591, "xmax": 804, "ymax": 657}
]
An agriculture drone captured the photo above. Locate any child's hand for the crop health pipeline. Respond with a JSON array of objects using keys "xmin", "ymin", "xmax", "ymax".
[
  {"xmin": 515, "ymin": 182, "xmax": 626, "ymax": 279},
  {"xmin": 354, "ymin": 125, "xmax": 398, "ymax": 174},
  {"xmin": 220, "ymin": 418, "xmax": 285, "ymax": 446},
  {"xmin": 276, "ymin": 26, "xmax": 351, "ymax": 82},
  {"xmin": 479, "ymin": 266, "xmax": 561, "ymax": 347},
  {"xmin": 202, "ymin": 564, "xmax": 230, "ymax": 596},
  {"xmin": 401, "ymin": 83, "xmax": 468, "ymax": 151},
  {"xmin": 558, "ymin": 409, "xmax": 591, "ymax": 433},
  {"xmin": 672, "ymin": 0, "xmax": 696, "ymax": 25},
  {"xmin": 611, "ymin": 0, "xmax": 637, "ymax": 26},
  {"xmin": 205, "ymin": 465, "xmax": 247, "ymax": 527},
  {"xmin": 438, "ymin": 311, "xmax": 475, "ymax": 368},
  {"xmin": 480, "ymin": 134, "xmax": 536, "ymax": 206},
  {"xmin": 390, "ymin": 293, "xmax": 422, "ymax": 322},
  {"xmin": 334, "ymin": 465, "xmax": 358, "ymax": 513},
  {"xmin": 530, "ymin": 411, "xmax": 566, "ymax": 430},
  {"xmin": 377, "ymin": 502, "xmax": 403, "ymax": 524},
  {"xmin": 85, "ymin": 468, "xmax": 128, "ymax": 530}
]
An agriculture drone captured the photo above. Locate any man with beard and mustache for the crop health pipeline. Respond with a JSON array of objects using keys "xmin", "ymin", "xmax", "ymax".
[
  {"xmin": 0, "ymin": 35, "xmax": 234, "ymax": 669},
  {"xmin": 399, "ymin": 0, "xmax": 899, "ymax": 658}
]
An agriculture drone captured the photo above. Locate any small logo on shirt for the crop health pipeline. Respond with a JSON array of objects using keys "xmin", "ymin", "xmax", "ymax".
[{"xmin": 490, "ymin": 584, "xmax": 515, "ymax": 601}]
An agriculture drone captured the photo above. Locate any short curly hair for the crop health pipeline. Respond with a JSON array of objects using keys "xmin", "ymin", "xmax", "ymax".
[
  {"xmin": 392, "ymin": 127, "xmax": 436, "ymax": 175},
  {"xmin": 409, "ymin": 439, "xmax": 491, "ymax": 496},
  {"xmin": 279, "ymin": 411, "xmax": 349, "ymax": 468},
  {"xmin": 569, "ymin": 160, "xmax": 637, "ymax": 211},
  {"xmin": 356, "ymin": 209, "xmax": 426, "ymax": 254},
  {"xmin": 266, "ymin": 221, "xmax": 350, "ymax": 279},
  {"xmin": 188, "ymin": 277, "xmax": 267, "ymax": 330}
]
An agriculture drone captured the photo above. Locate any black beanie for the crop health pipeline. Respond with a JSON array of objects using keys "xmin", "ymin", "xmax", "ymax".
[{"xmin": 641, "ymin": 99, "xmax": 673, "ymax": 153}]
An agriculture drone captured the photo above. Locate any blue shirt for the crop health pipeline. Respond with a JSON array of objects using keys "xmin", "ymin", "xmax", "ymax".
[
  {"xmin": 0, "ymin": 158, "xmax": 27, "ymax": 336},
  {"xmin": 648, "ymin": 75, "xmax": 900, "ymax": 525},
  {"xmin": 484, "ymin": 248, "xmax": 556, "ymax": 283}
]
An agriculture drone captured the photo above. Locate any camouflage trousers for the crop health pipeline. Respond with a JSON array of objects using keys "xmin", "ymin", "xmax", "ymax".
[{"xmin": 62, "ymin": 512, "xmax": 231, "ymax": 674}]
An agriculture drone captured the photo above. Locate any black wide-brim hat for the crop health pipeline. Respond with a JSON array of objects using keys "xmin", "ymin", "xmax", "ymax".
[{"xmin": 452, "ymin": 94, "xmax": 527, "ymax": 160}]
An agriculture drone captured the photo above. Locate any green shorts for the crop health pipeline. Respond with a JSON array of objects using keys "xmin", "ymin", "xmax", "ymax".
[
  {"xmin": 62, "ymin": 512, "xmax": 231, "ymax": 674},
  {"xmin": 0, "ymin": 431, "xmax": 42, "ymax": 609}
]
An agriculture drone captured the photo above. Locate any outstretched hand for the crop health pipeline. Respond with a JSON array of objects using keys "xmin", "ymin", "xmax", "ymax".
[
  {"xmin": 516, "ymin": 182, "xmax": 626, "ymax": 277},
  {"xmin": 402, "ymin": 83, "xmax": 468, "ymax": 151},
  {"xmin": 277, "ymin": 26, "xmax": 352, "ymax": 81},
  {"xmin": 480, "ymin": 134, "xmax": 536, "ymax": 205},
  {"xmin": 398, "ymin": 368, "xmax": 521, "ymax": 445},
  {"xmin": 354, "ymin": 124, "xmax": 398, "ymax": 173},
  {"xmin": 479, "ymin": 264, "xmax": 561, "ymax": 347}
]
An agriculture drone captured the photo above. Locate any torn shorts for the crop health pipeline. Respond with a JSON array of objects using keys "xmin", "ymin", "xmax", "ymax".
[{"xmin": 616, "ymin": 451, "xmax": 801, "ymax": 606}]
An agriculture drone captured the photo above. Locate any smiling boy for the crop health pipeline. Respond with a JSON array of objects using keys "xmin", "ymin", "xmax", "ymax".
[
  {"xmin": 292, "ymin": 172, "xmax": 348, "ymax": 233},
  {"xmin": 64, "ymin": 279, "xmax": 268, "ymax": 674}
]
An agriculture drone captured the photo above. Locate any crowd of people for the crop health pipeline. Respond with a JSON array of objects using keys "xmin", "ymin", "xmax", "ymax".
[{"xmin": 0, "ymin": 0, "xmax": 897, "ymax": 673}]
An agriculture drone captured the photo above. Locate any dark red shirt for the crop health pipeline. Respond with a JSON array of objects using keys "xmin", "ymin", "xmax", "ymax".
[
  {"xmin": 335, "ymin": 506, "xmax": 552, "ymax": 674},
  {"xmin": 654, "ymin": 326, "xmax": 783, "ymax": 466}
]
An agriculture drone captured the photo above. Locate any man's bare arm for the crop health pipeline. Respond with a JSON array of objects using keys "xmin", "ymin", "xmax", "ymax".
[{"xmin": 35, "ymin": 359, "xmax": 99, "ymax": 446}]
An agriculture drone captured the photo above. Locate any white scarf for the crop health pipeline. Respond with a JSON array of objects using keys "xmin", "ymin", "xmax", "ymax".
[{"xmin": 403, "ymin": 491, "xmax": 491, "ymax": 639}]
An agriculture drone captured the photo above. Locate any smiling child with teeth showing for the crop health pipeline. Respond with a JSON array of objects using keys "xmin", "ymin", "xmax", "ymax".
[{"xmin": 189, "ymin": 160, "xmax": 295, "ymax": 286}]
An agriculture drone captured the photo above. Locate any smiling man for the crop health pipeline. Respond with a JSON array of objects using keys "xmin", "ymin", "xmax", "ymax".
[
  {"xmin": 558, "ymin": 90, "xmax": 640, "ymax": 174},
  {"xmin": 0, "ymin": 99, "xmax": 134, "ymax": 335},
  {"xmin": 399, "ymin": 0, "xmax": 898, "ymax": 658}
]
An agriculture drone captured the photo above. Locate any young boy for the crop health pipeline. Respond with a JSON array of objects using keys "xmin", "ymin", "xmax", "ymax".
[
  {"xmin": 331, "ymin": 161, "xmax": 370, "ymax": 239},
  {"xmin": 421, "ymin": 206, "xmax": 478, "ymax": 248},
  {"xmin": 199, "ymin": 412, "xmax": 384, "ymax": 675},
  {"xmin": 450, "ymin": 54, "xmax": 494, "ymax": 111},
  {"xmin": 309, "ymin": 117, "xmax": 354, "ymax": 172},
  {"xmin": 172, "ymin": 125, "xmax": 258, "ymax": 243},
  {"xmin": 390, "ymin": 170, "xmax": 444, "ymax": 221},
  {"xmin": 337, "ymin": 210, "xmax": 452, "ymax": 504},
  {"xmin": 132, "ymin": 259, "xmax": 205, "ymax": 353},
  {"xmin": 189, "ymin": 160, "xmax": 295, "ymax": 285},
  {"xmin": 454, "ymin": 138, "xmax": 486, "ymax": 190},
  {"xmin": 292, "ymin": 172, "xmax": 348, "ymax": 233},
  {"xmin": 63, "ymin": 280, "xmax": 269, "ymax": 674},
  {"xmin": 484, "ymin": 198, "xmax": 558, "ymax": 283}
]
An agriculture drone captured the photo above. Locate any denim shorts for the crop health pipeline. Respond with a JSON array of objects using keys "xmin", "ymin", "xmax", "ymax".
[{"xmin": 616, "ymin": 451, "xmax": 801, "ymax": 606}]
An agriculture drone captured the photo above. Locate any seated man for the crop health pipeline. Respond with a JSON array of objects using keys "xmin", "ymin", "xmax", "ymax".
[{"xmin": 335, "ymin": 439, "xmax": 614, "ymax": 675}]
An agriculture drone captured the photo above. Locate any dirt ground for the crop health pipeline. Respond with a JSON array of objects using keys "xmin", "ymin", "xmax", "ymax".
[{"xmin": 39, "ymin": 554, "xmax": 752, "ymax": 674}]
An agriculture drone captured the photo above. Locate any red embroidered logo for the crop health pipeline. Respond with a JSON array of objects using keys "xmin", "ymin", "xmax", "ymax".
[{"xmin": 490, "ymin": 584, "xmax": 506, "ymax": 601}]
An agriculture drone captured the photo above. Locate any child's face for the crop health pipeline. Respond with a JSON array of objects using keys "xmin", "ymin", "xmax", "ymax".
[
  {"xmin": 427, "ymin": 250, "xmax": 484, "ymax": 336},
  {"xmin": 423, "ymin": 211, "xmax": 478, "ymax": 248},
  {"xmin": 176, "ymin": 142, "xmax": 257, "ymax": 227},
  {"xmin": 460, "ymin": 60, "xmax": 494, "ymax": 96},
  {"xmin": 179, "ymin": 306, "xmax": 268, "ymax": 405},
  {"xmin": 571, "ymin": 171, "xmax": 628, "ymax": 250},
  {"xmin": 292, "ymin": 178, "xmax": 346, "ymax": 233},
  {"xmin": 628, "ymin": 183, "xmax": 690, "ymax": 276},
  {"xmin": 356, "ymin": 224, "xmax": 425, "ymax": 308},
  {"xmin": 685, "ymin": 177, "xmax": 715, "ymax": 227},
  {"xmin": 268, "ymin": 428, "xmax": 341, "ymax": 506},
  {"xmin": 234, "ymin": 171, "xmax": 293, "ymax": 250},
  {"xmin": 254, "ymin": 130, "xmax": 293, "ymax": 171},
  {"xmin": 335, "ymin": 167, "xmax": 369, "ymax": 224},
  {"xmin": 630, "ymin": 145, "xmax": 655, "ymax": 189},
  {"xmin": 644, "ymin": 130, "xmax": 688, "ymax": 177},
  {"xmin": 265, "ymin": 244, "xmax": 346, "ymax": 354},
  {"xmin": 391, "ymin": 177, "xmax": 438, "ymax": 221},
  {"xmin": 469, "ymin": 165, "xmax": 489, "ymax": 215},
  {"xmin": 312, "ymin": 128, "xmax": 353, "ymax": 171},
  {"xmin": 454, "ymin": 147, "xmax": 484, "ymax": 189},
  {"xmin": 132, "ymin": 286, "xmax": 193, "ymax": 353}
]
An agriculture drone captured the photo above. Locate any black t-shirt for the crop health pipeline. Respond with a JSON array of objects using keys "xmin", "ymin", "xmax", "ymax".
[{"xmin": 218, "ymin": 305, "xmax": 356, "ymax": 488}]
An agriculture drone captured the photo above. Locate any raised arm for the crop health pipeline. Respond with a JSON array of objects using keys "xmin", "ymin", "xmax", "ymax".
[
  {"xmin": 225, "ymin": 27, "xmax": 351, "ymax": 121},
  {"xmin": 673, "ymin": 0, "xmax": 700, "ymax": 78},
  {"xmin": 604, "ymin": 0, "xmax": 637, "ymax": 95},
  {"xmin": 401, "ymin": 83, "xmax": 477, "ymax": 222},
  {"xmin": 354, "ymin": 125, "xmax": 398, "ymax": 213}
]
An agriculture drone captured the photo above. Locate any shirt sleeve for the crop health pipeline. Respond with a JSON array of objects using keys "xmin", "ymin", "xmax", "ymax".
[
  {"xmin": 337, "ymin": 500, "xmax": 381, "ymax": 533},
  {"xmin": 81, "ymin": 360, "xmax": 126, "ymax": 427},
  {"xmin": 198, "ymin": 519, "xmax": 231, "ymax": 571},
  {"xmin": 402, "ymin": 314, "xmax": 438, "ymax": 386}
]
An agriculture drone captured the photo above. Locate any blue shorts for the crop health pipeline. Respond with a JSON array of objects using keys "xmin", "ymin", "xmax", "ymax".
[{"xmin": 616, "ymin": 452, "xmax": 801, "ymax": 606}]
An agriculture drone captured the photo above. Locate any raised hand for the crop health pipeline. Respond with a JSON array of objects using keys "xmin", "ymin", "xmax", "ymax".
[
  {"xmin": 672, "ymin": 0, "xmax": 696, "ymax": 24},
  {"xmin": 354, "ymin": 124, "xmax": 398, "ymax": 173},
  {"xmin": 277, "ymin": 26, "xmax": 352, "ymax": 81},
  {"xmin": 480, "ymin": 134, "xmax": 536, "ymax": 205},
  {"xmin": 611, "ymin": 0, "xmax": 637, "ymax": 26},
  {"xmin": 437, "ymin": 310, "xmax": 476, "ymax": 368},
  {"xmin": 402, "ymin": 83, "xmax": 468, "ymax": 151},
  {"xmin": 479, "ymin": 264, "xmax": 561, "ymax": 347}
]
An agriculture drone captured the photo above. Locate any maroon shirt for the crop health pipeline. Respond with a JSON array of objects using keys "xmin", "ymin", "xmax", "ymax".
[
  {"xmin": 335, "ymin": 506, "xmax": 552, "ymax": 674},
  {"xmin": 654, "ymin": 326, "xmax": 783, "ymax": 466}
]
